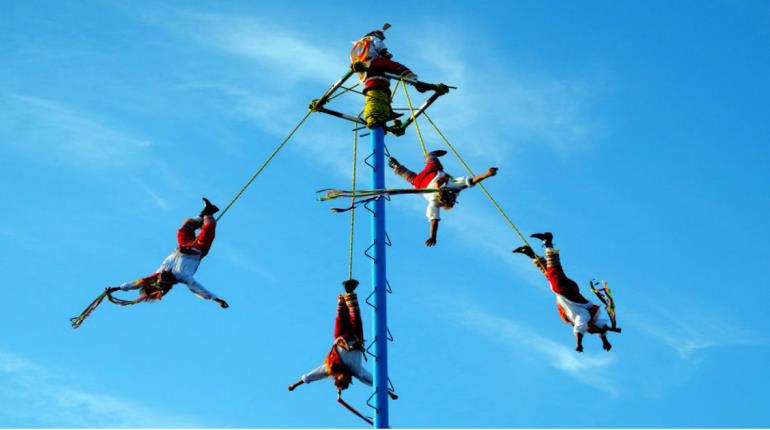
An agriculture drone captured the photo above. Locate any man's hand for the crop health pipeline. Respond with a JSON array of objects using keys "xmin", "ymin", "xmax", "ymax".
[
  {"xmin": 425, "ymin": 238, "xmax": 437, "ymax": 247},
  {"xmin": 487, "ymin": 167, "xmax": 498, "ymax": 176},
  {"xmin": 215, "ymin": 298, "xmax": 229, "ymax": 308},
  {"xmin": 414, "ymin": 81, "xmax": 432, "ymax": 93},
  {"xmin": 601, "ymin": 334, "xmax": 613, "ymax": 352},
  {"xmin": 106, "ymin": 287, "xmax": 120, "ymax": 294},
  {"xmin": 351, "ymin": 61, "xmax": 367, "ymax": 73},
  {"xmin": 389, "ymin": 122, "xmax": 405, "ymax": 136},
  {"xmin": 575, "ymin": 344, "xmax": 584, "ymax": 353}
]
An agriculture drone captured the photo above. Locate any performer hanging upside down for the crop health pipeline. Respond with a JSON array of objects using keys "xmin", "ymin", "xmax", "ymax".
[
  {"xmin": 389, "ymin": 150, "xmax": 498, "ymax": 247},
  {"xmin": 110, "ymin": 198, "xmax": 229, "ymax": 309},
  {"xmin": 513, "ymin": 232, "xmax": 617, "ymax": 352},
  {"xmin": 288, "ymin": 279, "xmax": 398, "ymax": 399},
  {"xmin": 350, "ymin": 25, "xmax": 424, "ymax": 129}
]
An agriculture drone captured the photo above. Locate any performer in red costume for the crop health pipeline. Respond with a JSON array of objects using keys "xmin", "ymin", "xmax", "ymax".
[
  {"xmin": 389, "ymin": 150, "xmax": 498, "ymax": 247},
  {"xmin": 111, "ymin": 198, "xmax": 229, "ymax": 308},
  {"xmin": 513, "ymin": 232, "xmax": 617, "ymax": 352},
  {"xmin": 288, "ymin": 279, "xmax": 397, "ymax": 399},
  {"xmin": 351, "ymin": 25, "xmax": 423, "ymax": 128}
]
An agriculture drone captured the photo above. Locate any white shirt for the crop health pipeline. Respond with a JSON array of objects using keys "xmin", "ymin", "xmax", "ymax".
[
  {"xmin": 424, "ymin": 174, "xmax": 474, "ymax": 221},
  {"xmin": 556, "ymin": 295, "xmax": 608, "ymax": 335}
]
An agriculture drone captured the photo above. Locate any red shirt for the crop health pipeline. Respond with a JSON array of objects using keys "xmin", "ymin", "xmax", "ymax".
[
  {"xmin": 412, "ymin": 159, "xmax": 444, "ymax": 189},
  {"xmin": 358, "ymin": 57, "xmax": 413, "ymax": 95}
]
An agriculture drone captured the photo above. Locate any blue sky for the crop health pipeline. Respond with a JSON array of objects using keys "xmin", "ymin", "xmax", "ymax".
[{"xmin": 1, "ymin": 0, "xmax": 769, "ymax": 427}]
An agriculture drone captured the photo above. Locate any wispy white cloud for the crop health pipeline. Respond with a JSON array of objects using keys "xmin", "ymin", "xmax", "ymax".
[
  {"xmin": 131, "ymin": 8, "xmax": 605, "ymax": 177},
  {"xmin": 176, "ymin": 82, "xmax": 296, "ymax": 133},
  {"xmin": 402, "ymin": 29, "xmax": 604, "ymax": 160},
  {"xmin": 215, "ymin": 243, "xmax": 276, "ymax": 282},
  {"xmin": 441, "ymin": 200, "xmax": 548, "ymax": 285},
  {"xmin": 130, "ymin": 178, "xmax": 173, "ymax": 211},
  {"xmin": 0, "ymin": 227, "xmax": 32, "ymax": 243},
  {"xmin": 161, "ymin": 11, "xmax": 343, "ymax": 85},
  {"xmin": 158, "ymin": 9, "xmax": 359, "ymax": 178},
  {"xmin": 147, "ymin": 9, "xmax": 603, "ymax": 182},
  {"xmin": 452, "ymin": 302, "xmax": 618, "ymax": 395},
  {"xmin": 0, "ymin": 94, "xmax": 152, "ymax": 168},
  {"xmin": 173, "ymin": 81, "xmax": 356, "ymax": 178},
  {"xmin": 0, "ymin": 350, "xmax": 200, "ymax": 427},
  {"xmin": 625, "ymin": 305, "xmax": 766, "ymax": 358}
]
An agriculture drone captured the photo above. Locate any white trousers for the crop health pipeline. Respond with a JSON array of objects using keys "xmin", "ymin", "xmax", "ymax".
[
  {"xmin": 301, "ymin": 347, "xmax": 373, "ymax": 386},
  {"xmin": 119, "ymin": 251, "xmax": 217, "ymax": 301}
]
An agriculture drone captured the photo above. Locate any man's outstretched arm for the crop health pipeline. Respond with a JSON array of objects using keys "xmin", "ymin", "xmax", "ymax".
[
  {"xmin": 469, "ymin": 167, "xmax": 498, "ymax": 186},
  {"xmin": 426, "ymin": 219, "xmax": 439, "ymax": 247}
]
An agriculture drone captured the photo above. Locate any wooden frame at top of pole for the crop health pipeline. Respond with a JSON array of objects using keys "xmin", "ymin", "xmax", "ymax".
[{"xmin": 308, "ymin": 66, "xmax": 455, "ymax": 135}]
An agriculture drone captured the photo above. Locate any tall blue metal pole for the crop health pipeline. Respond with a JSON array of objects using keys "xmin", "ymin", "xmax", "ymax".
[{"xmin": 370, "ymin": 126, "xmax": 389, "ymax": 428}]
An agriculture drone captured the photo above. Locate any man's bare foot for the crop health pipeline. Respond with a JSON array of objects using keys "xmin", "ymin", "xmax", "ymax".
[{"xmin": 603, "ymin": 340, "xmax": 613, "ymax": 351}]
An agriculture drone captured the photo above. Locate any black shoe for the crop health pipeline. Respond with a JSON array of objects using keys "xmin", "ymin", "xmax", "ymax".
[
  {"xmin": 512, "ymin": 245, "xmax": 536, "ymax": 259},
  {"xmin": 388, "ymin": 157, "xmax": 400, "ymax": 169},
  {"xmin": 530, "ymin": 232, "xmax": 553, "ymax": 248},
  {"xmin": 390, "ymin": 111, "xmax": 404, "ymax": 120},
  {"xmin": 343, "ymin": 279, "xmax": 359, "ymax": 293},
  {"xmin": 200, "ymin": 197, "xmax": 220, "ymax": 217},
  {"xmin": 428, "ymin": 150, "xmax": 447, "ymax": 158}
]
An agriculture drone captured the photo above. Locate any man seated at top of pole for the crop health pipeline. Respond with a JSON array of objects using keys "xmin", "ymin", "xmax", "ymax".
[{"xmin": 350, "ymin": 24, "xmax": 426, "ymax": 129}]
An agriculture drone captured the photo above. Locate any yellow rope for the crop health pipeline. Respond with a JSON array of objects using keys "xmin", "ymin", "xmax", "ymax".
[
  {"xmin": 328, "ymin": 82, "xmax": 361, "ymax": 103},
  {"xmin": 402, "ymin": 81, "xmax": 428, "ymax": 156},
  {"xmin": 390, "ymin": 79, "xmax": 400, "ymax": 101},
  {"xmin": 216, "ymin": 109, "xmax": 314, "ymax": 221},
  {"xmin": 347, "ymin": 124, "xmax": 359, "ymax": 279},
  {"xmin": 422, "ymin": 112, "xmax": 547, "ymax": 273}
]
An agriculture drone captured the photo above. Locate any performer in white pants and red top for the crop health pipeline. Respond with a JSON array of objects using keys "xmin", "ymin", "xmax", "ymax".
[
  {"xmin": 110, "ymin": 198, "xmax": 229, "ymax": 309},
  {"xmin": 389, "ymin": 150, "xmax": 497, "ymax": 247},
  {"xmin": 288, "ymin": 279, "xmax": 397, "ymax": 399},
  {"xmin": 513, "ymin": 232, "xmax": 615, "ymax": 352}
]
